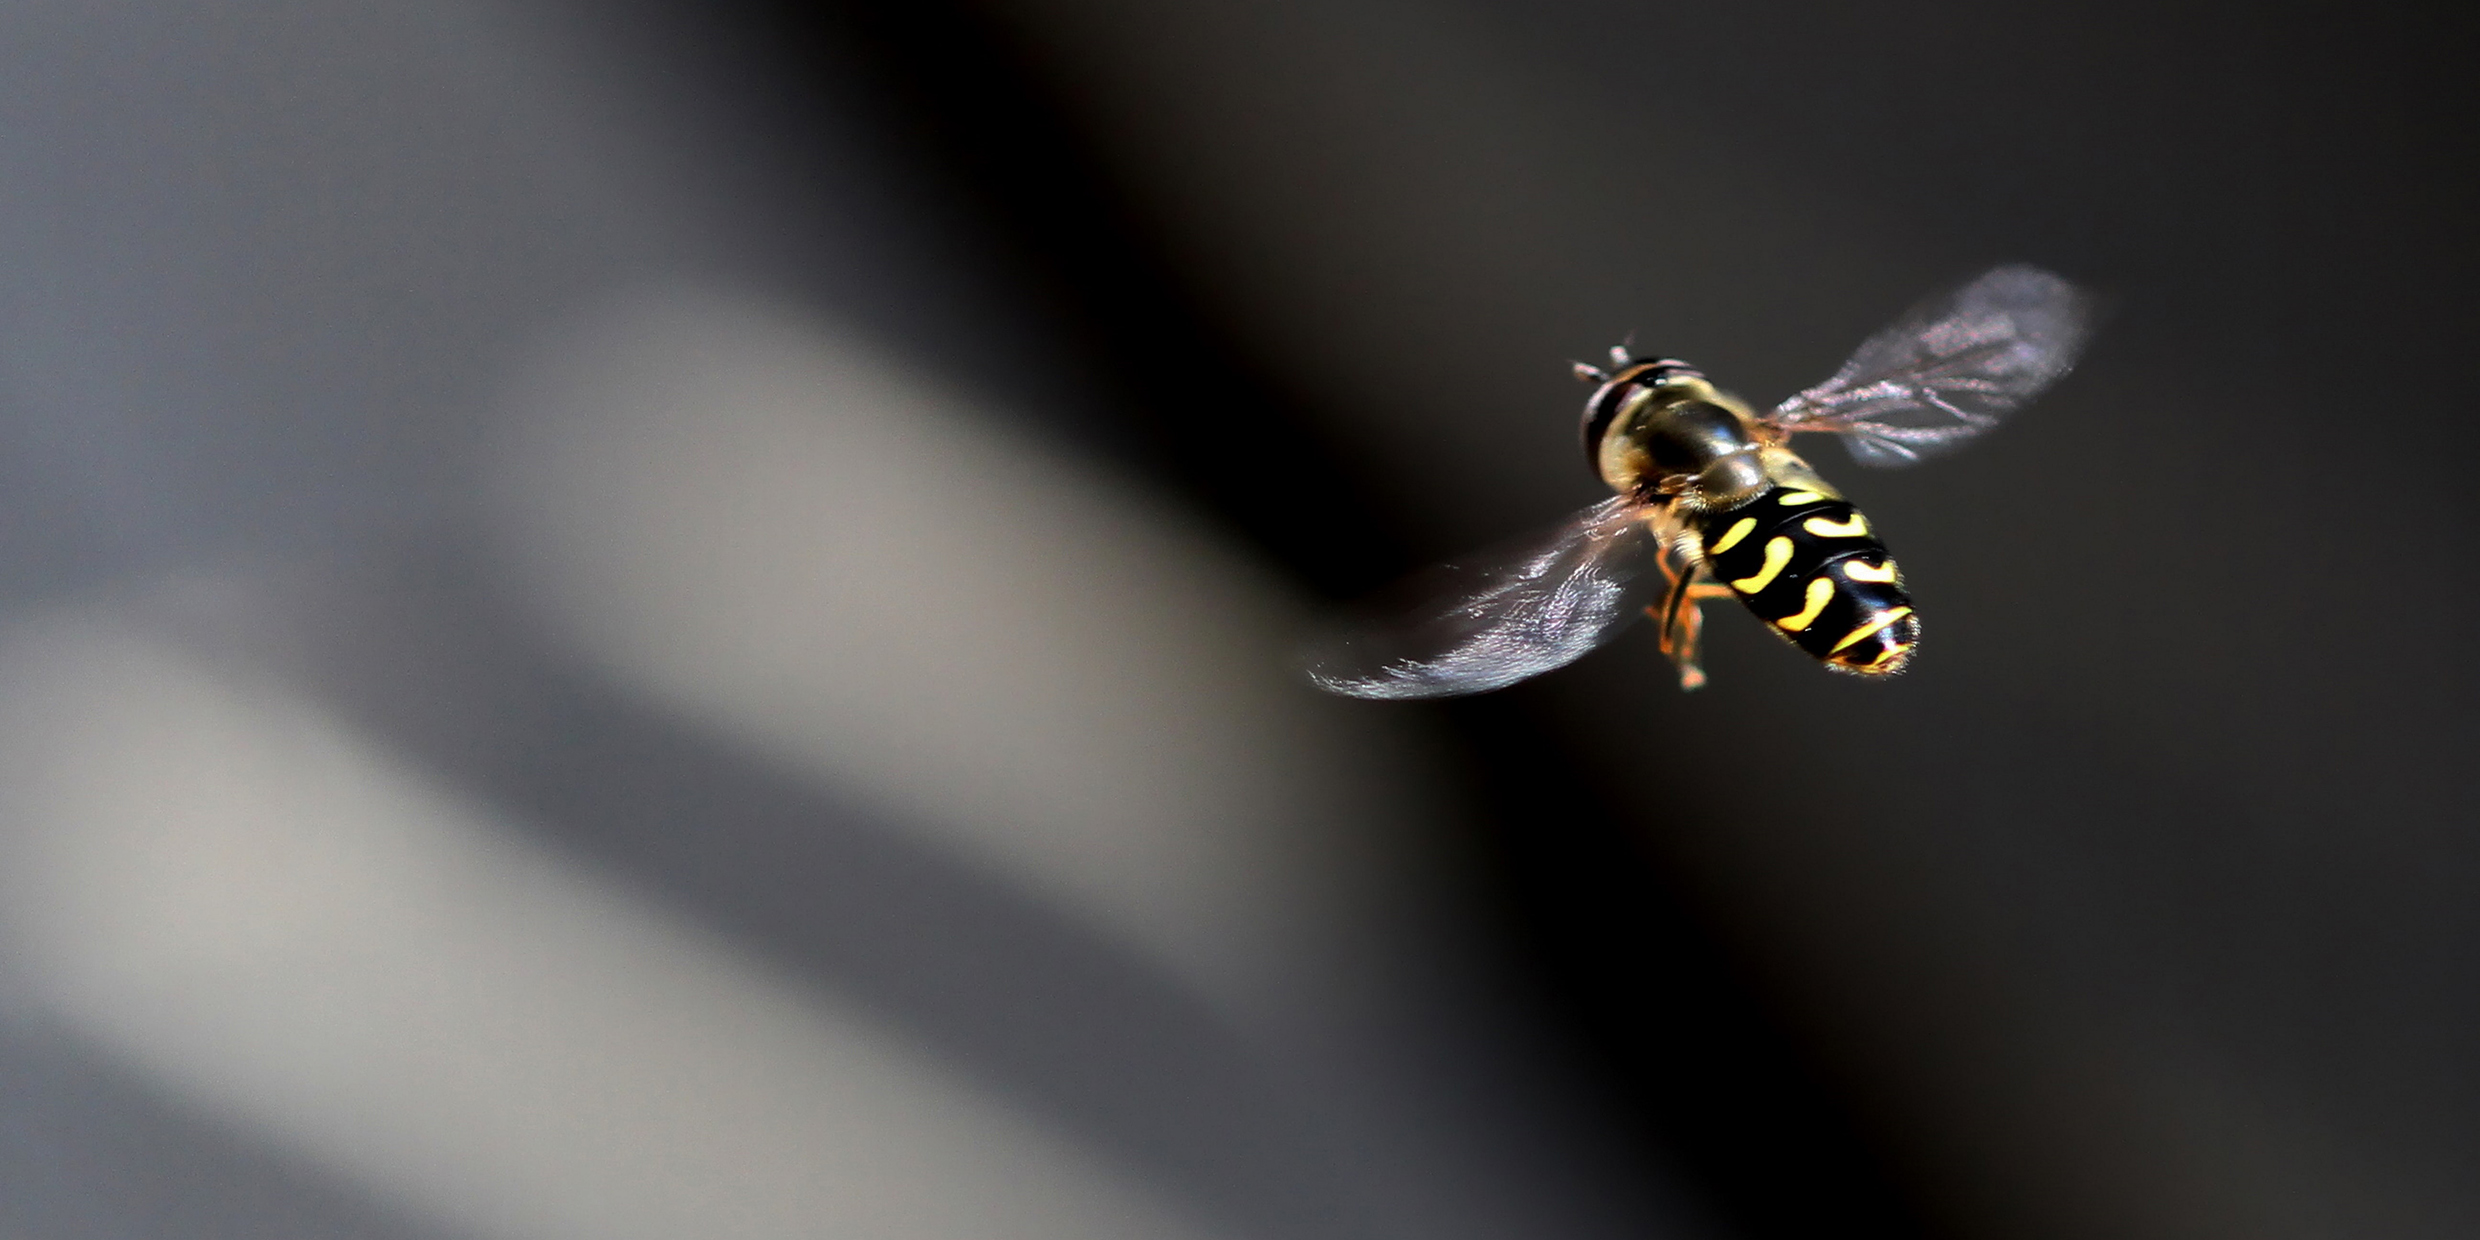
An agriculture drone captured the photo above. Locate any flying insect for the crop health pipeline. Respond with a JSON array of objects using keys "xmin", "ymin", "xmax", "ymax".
[{"xmin": 1307, "ymin": 265, "xmax": 2091, "ymax": 697}]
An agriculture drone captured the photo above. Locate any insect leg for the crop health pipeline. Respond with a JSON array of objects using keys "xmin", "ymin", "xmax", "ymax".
[{"xmin": 1649, "ymin": 536, "xmax": 1733, "ymax": 691}]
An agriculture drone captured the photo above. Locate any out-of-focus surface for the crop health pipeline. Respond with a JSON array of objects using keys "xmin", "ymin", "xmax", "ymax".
[{"xmin": 0, "ymin": 1, "xmax": 2469, "ymax": 1239}]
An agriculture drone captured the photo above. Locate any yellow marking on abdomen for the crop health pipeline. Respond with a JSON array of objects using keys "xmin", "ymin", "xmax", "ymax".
[
  {"xmin": 1708, "ymin": 516, "xmax": 1757, "ymax": 555},
  {"xmin": 1841, "ymin": 557, "xmax": 1898, "ymax": 583},
  {"xmin": 1829, "ymin": 606, "xmax": 1916, "ymax": 652},
  {"xmin": 1804, "ymin": 513, "xmax": 1870, "ymax": 538},
  {"xmin": 1777, "ymin": 490, "xmax": 1828, "ymax": 507},
  {"xmin": 1850, "ymin": 641, "xmax": 1914, "ymax": 671},
  {"xmin": 1777, "ymin": 577, "xmax": 1835, "ymax": 632},
  {"xmin": 1730, "ymin": 537, "xmax": 1794, "ymax": 594}
]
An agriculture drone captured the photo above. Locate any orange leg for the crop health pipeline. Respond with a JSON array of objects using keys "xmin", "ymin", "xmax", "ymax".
[{"xmin": 1649, "ymin": 544, "xmax": 1733, "ymax": 691}]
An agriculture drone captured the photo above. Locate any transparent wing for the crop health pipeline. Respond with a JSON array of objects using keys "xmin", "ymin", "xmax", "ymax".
[
  {"xmin": 1305, "ymin": 496, "xmax": 1665, "ymax": 699},
  {"xmin": 1768, "ymin": 264, "xmax": 2092, "ymax": 467}
]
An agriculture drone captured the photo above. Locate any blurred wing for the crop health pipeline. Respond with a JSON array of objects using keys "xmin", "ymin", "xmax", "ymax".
[
  {"xmin": 1769, "ymin": 264, "xmax": 2092, "ymax": 467},
  {"xmin": 1306, "ymin": 496, "xmax": 1665, "ymax": 699}
]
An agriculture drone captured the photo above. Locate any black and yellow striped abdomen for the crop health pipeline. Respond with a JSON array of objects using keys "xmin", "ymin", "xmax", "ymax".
[{"xmin": 1697, "ymin": 486, "xmax": 1919, "ymax": 674}]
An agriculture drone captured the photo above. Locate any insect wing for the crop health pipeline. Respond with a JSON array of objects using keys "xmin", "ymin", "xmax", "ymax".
[
  {"xmin": 1306, "ymin": 497, "xmax": 1664, "ymax": 699},
  {"xmin": 1768, "ymin": 264, "xmax": 2091, "ymax": 467}
]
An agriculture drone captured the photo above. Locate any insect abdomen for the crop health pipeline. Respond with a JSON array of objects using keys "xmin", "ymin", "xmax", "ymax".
[{"xmin": 1697, "ymin": 486, "xmax": 1919, "ymax": 674}]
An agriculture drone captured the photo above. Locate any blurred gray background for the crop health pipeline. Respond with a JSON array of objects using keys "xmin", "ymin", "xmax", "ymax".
[{"xmin": 0, "ymin": 2, "xmax": 2467, "ymax": 1238}]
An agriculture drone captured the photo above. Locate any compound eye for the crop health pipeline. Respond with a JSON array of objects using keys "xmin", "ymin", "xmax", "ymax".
[{"xmin": 1579, "ymin": 383, "xmax": 1639, "ymax": 473}]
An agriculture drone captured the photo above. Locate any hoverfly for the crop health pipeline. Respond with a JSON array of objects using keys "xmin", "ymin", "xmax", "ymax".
[{"xmin": 1307, "ymin": 265, "xmax": 2090, "ymax": 697}]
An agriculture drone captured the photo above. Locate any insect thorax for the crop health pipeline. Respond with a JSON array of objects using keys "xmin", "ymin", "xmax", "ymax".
[{"xmin": 1587, "ymin": 368, "xmax": 1790, "ymax": 512}]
